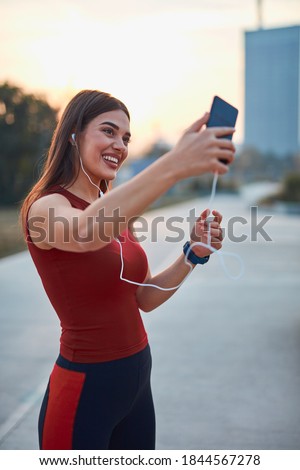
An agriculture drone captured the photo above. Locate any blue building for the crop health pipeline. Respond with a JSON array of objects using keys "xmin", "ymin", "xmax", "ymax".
[{"xmin": 244, "ymin": 25, "xmax": 300, "ymax": 156}]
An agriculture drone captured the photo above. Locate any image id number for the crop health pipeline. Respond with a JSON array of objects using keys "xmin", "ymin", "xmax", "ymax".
[{"xmin": 181, "ymin": 454, "xmax": 261, "ymax": 466}]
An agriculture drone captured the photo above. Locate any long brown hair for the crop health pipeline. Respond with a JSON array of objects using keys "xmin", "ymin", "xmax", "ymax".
[{"xmin": 20, "ymin": 89, "xmax": 130, "ymax": 232}]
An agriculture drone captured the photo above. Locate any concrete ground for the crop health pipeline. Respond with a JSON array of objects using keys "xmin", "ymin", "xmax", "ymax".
[{"xmin": 0, "ymin": 192, "xmax": 299, "ymax": 450}]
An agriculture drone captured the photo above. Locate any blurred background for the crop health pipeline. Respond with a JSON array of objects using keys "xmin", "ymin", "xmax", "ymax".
[
  {"xmin": 0, "ymin": 0, "xmax": 300, "ymax": 255},
  {"xmin": 0, "ymin": 0, "xmax": 300, "ymax": 450}
]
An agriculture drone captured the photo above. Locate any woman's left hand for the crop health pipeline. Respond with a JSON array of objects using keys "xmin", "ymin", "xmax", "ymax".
[{"xmin": 190, "ymin": 208, "xmax": 223, "ymax": 258}]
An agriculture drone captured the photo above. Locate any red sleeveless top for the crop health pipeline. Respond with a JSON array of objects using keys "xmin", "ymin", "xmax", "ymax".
[{"xmin": 27, "ymin": 187, "xmax": 149, "ymax": 363}]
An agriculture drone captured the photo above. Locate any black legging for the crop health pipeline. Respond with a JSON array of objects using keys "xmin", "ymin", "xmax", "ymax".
[{"xmin": 38, "ymin": 344, "xmax": 155, "ymax": 449}]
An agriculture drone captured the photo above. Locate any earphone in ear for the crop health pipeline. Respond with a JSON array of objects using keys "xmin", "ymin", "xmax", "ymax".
[{"xmin": 71, "ymin": 133, "xmax": 76, "ymax": 146}]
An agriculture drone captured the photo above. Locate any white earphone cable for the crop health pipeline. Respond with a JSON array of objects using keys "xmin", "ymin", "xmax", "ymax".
[
  {"xmin": 74, "ymin": 140, "xmax": 244, "ymax": 288},
  {"xmin": 79, "ymin": 156, "xmax": 105, "ymax": 197},
  {"xmin": 73, "ymin": 140, "xmax": 104, "ymax": 197},
  {"xmin": 116, "ymin": 171, "xmax": 244, "ymax": 290}
]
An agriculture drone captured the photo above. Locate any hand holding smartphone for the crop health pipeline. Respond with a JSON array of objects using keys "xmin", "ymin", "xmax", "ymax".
[{"xmin": 206, "ymin": 95, "xmax": 238, "ymax": 164}]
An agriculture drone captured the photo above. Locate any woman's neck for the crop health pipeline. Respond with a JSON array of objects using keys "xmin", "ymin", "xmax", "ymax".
[{"xmin": 65, "ymin": 173, "xmax": 102, "ymax": 203}]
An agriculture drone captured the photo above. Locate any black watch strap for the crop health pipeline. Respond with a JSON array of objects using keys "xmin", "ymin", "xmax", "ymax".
[{"xmin": 183, "ymin": 241, "xmax": 210, "ymax": 265}]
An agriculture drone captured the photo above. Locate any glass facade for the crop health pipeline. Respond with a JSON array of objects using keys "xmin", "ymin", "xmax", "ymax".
[{"xmin": 244, "ymin": 25, "xmax": 300, "ymax": 156}]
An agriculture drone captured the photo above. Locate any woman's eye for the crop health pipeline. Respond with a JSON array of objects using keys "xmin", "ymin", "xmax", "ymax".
[
  {"xmin": 102, "ymin": 128, "xmax": 130, "ymax": 145},
  {"xmin": 103, "ymin": 128, "xmax": 114, "ymax": 136},
  {"xmin": 123, "ymin": 136, "xmax": 131, "ymax": 145}
]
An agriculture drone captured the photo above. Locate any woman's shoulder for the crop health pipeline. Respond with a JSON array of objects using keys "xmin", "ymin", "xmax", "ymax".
[{"xmin": 29, "ymin": 189, "xmax": 72, "ymax": 218}]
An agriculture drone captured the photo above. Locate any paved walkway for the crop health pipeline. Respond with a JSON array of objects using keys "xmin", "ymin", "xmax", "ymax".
[{"xmin": 0, "ymin": 193, "xmax": 300, "ymax": 449}]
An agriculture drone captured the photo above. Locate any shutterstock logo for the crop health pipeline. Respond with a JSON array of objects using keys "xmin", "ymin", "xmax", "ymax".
[
  {"xmin": 27, "ymin": 206, "xmax": 273, "ymax": 245},
  {"xmin": 223, "ymin": 206, "xmax": 272, "ymax": 243}
]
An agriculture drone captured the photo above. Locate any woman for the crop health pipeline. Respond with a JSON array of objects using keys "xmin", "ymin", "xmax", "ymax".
[{"xmin": 20, "ymin": 89, "xmax": 235, "ymax": 450}]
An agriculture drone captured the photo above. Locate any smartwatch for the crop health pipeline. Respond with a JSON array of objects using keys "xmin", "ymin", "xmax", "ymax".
[{"xmin": 183, "ymin": 241, "xmax": 210, "ymax": 265}]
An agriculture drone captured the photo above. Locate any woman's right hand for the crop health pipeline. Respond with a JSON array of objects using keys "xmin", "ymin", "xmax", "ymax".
[{"xmin": 166, "ymin": 112, "xmax": 236, "ymax": 180}]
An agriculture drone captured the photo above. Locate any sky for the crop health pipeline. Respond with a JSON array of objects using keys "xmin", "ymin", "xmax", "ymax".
[{"xmin": 1, "ymin": 0, "xmax": 300, "ymax": 155}]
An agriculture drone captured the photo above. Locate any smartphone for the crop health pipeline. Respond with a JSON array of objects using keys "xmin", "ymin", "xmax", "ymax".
[{"xmin": 206, "ymin": 95, "xmax": 238, "ymax": 164}]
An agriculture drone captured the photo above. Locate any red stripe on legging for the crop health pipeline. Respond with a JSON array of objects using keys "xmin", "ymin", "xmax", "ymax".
[{"xmin": 42, "ymin": 364, "xmax": 86, "ymax": 450}]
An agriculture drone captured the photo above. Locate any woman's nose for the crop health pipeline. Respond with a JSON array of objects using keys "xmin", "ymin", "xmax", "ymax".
[{"xmin": 112, "ymin": 136, "xmax": 126, "ymax": 151}]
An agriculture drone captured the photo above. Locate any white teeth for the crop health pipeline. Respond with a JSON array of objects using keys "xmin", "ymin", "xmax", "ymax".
[{"xmin": 103, "ymin": 155, "xmax": 118, "ymax": 164}]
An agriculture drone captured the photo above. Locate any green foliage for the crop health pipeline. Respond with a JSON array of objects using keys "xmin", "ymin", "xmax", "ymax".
[
  {"xmin": 231, "ymin": 146, "xmax": 300, "ymax": 184},
  {"xmin": 281, "ymin": 172, "xmax": 300, "ymax": 202},
  {"xmin": 0, "ymin": 82, "xmax": 57, "ymax": 205}
]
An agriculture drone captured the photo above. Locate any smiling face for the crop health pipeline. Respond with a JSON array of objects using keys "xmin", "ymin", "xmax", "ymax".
[{"xmin": 78, "ymin": 109, "xmax": 131, "ymax": 184}]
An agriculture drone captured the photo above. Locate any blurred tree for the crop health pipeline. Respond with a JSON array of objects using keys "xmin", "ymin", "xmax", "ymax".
[
  {"xmin": 280, "ymin": 173, "xmax": 300, "ymax": 202},
  {"xmin": 0, "ymin": 82, "xmax": 57, "ymax": 206},
  {"xmin": 141, "ymin": 138, "xmax": 172, "ymax": 159},
  {"xmin": 230, "ymin": 146, "xmax": 299, "ymax": 184}
]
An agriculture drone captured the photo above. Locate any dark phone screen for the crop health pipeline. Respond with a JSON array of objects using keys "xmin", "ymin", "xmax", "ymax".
[{"xmin": 207, "ymin": 96, "xmax": 238, "ymax": 141}]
